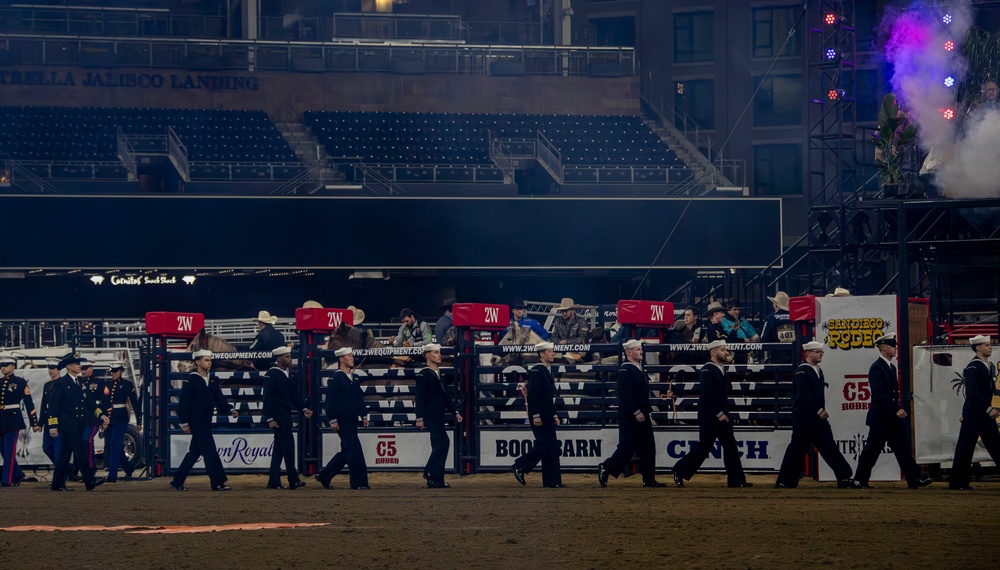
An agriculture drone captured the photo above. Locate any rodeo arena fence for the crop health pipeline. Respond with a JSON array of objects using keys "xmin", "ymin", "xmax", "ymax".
[{"xmin": 1, "ymin": 296, "xmax": 997, "ymax": 482}]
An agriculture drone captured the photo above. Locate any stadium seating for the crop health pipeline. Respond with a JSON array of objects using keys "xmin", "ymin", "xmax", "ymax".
[
  {"xmin": 304, "ymin": 111, "xmax": 683, "ymax": 167},
  {"xmin": 0, "ymin": 106, "xmax": 297, "ymax": 164}
]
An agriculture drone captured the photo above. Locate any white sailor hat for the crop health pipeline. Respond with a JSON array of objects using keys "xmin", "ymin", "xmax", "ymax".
[
  {"xmin": 969, "ymin": 335, "xmax": 991, "ymax": 347},
  {"xmin": 79, "ymin": 359, "xmax": 93, "ymax": 368},
  {"xmin": 334, "ymin": 347, "xmax": 353, "ymax": 358},
  {"xmin": 109, "ymin": 361, "xmax": 125, "ymax": 370},
  {"xmin": 802, "ymin": 341, "xmax": 825, "ymax": 351},
  {"xmin": 622, "ymin": 339, "xmax": 643, "ymax": 351},
  {"xmin": 534, "ymin": 341, "xmax": 555, "ymax": 352},
  {"xmin": 874, "ymin": 333, "xmax": 897, "ymax": 347},
  {"xmin": 0, "ymin": 356, "xmax": 15, "ymax": 366},
  {"xmin": 45, "ymin": 358, "xmax": 62, "ymax": 368},
  {"xmin": 272, "ymin": 346, "xmax": 292, "ymax": 356},
  {"xmin": 192, "ymin": 349, "xmax": 212, "ymax": 359},
  {"xmin": 422, "ymin": 343, "xmax": 442, "ymax": 353},
  {"xmin": 706, "ymin": 339, "xmax": 727, "ymax": 351}
]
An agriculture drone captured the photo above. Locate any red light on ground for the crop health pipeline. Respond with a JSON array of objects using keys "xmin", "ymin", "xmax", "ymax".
[
  {"xmin": 825, "ymin": 13, "xmax": 837, "ymax": 25},
  {"xmin": 944, "ymin": 40, "xmax": 955, "ymax": 51},
  {"xmin": 943, "ymin": 108, "xmax": 954, "ymax": 120}
]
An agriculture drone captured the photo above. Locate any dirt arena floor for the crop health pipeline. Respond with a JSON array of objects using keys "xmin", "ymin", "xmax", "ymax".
[{"xmin": 1, "ymin": 471, "xmax": 998, "ymax": 569}]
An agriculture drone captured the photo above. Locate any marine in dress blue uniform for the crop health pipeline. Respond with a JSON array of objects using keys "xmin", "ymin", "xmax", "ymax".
[
  {"xmin": 104, "ymin": 361, "xmax": 141, "ymax": 482},
  {"xmin": 263, "ymin": 346, "xmax": 312, "ymax": 489},
  {"xmin": 48, "ymin": 354, "xmax": 106, "ymax": 491},
  {"xmin": 415, "ymin": 344, "xmax": 462, "ymax": 488},
  {"xmin": 512, "ymin": 342, "xmax": 563, "ymax": 488},
  {"xmin": 949, "ymin": 335, "xmax": 1000, "ymax": 490},
  {"xmin": 316, "ymin": 347, "xmax": 370, "ymax": 490},
  {"xmin": 170, "ymin": 350, "xmax": 239, "ymax": 491},
  {"xmin": 671, "ymin": 340, "xmax": 751, "ymax": 488},
  {"xmin": 599, "ymin": 339, "xmax": 670, "ymax": 488},
  {"xmin": 1, "ymin": 357, "xmax": 41, "ymax": 487},
  {"xmin": 852, "ymin": 334, "xmax": 932, "ymax": 489}
]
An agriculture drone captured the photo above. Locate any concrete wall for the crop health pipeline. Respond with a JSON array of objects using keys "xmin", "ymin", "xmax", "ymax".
[{"xmin": 0, "ymin": 67, "xmax": 639, "ymax": 120}]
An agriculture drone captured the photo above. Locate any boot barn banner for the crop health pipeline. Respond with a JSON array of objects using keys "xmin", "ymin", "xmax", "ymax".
[
  {"xmin": 815, "ymin": 295, "xmax": 900, "ymax": 481},
  {"xmin": 913, "ymin": 345, "xmax": 1000, "ymax": 464},
  {"xmin": 478, "ymin": 428, "xmax": 791, "ymax": 471}
]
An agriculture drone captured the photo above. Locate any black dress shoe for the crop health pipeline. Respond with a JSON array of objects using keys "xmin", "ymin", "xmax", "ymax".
[
  {"xmin": 86, "ymin": 477, "xmax": 106, "ymax": 491},
  {"xmin": 597, "ymin": 463, "xmax": 609, "ymax": 488},
  {"xmin": 672, "ymin": 471, "xmax": 685, "ymax": 488},
  {"xmin": 512, "ymin": 464, "xmax": 526, "ymax": 486},
  {"xmin": 729, "ymin": 482, "xmax": 754, "ymax": 488},
  {"xmin": 266, "ymin": 484, "xmax": 287, "ymax": 490},
  {"xmin": 544, "ymin": 484, "xmax": 566, "ymax": 488},
  {"xmin": 643, "ymin": 481, "xmax": 668, "ymax": 488},
  {"xmin": 427, "ymin": 481, "xmax": 450, "ymax": 488},
  {"xmin": 352, "ymin": 485, "xmax": 371, "ymax": 490},
  {"xmin": 168, "ymin": 480, "xmax": 186, "ymax": 491},
  {"xmin": 20, "ymin": 476, "xmax": 38, "ymax": 483},
  {"xmin": 775, "ymin": 482, "xmax": 793, "ymax": 489},
  {"xmin": 212, "ymin": 485, "xmax": 233, "ymax": 491},
  {"xmin": 836, "ymin": 479, "xmax": 856, "ymax": 489},
  {"xmin": 288, "ymin": 480, "xmax": 306, "ymax": 490},
  {"xmin": 314, "ymin": 474, "xmax": 332, "ymax": 490},
  {"xmin": 51, "ymin": 486, "xmax": 74, "ymax": 492},
  {"xmin": 854, "ymin": 482, "xmax": 873, "ymax": 489},
  {"xmin": 908, "ymin": 478, "xmax": 932, "ymax": 489},
  {"xmin": 949, "ymin": 485, "xmax": 973, "ymax": 490}
]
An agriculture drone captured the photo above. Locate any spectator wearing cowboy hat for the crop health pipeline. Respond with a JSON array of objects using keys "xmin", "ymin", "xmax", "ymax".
[
  {"xmin": 700, "ymin": 302, "xmax": 739, "ymax": 345},
  {"xmin": 499, "ymin": 298, "xmax": 549, "ymax": 342},
  {"xmin": 671, "ymin": 340, "xmax": 751, "ymax": 488},
  {"xmin": 250, "ymin": 310, "xmax": 286, "ymax": 370},
  {"xmin": 434, "ymin": 298, "xmax": 457, "ymax": 346},
  {"xmin": 852, "ymin": 334, "xmax": 932, "ymax": 490},
  {"xmin": 347, "ymin": 305, "xmax": 368, "ymax": 332},
  {"xmin": 392, "ymin": 308, "xmax": 433, "ymax": 347},
  {"xmin": 551, "ymin": 298, "xmax": 590, "ymax": 346},
  {"xmin": 949, "ymin": 335, "xmax": 1000, "ymax": 490},
  {"xmin": 761, "ymin": 291, "xmax": 796, "ymax": 364}
]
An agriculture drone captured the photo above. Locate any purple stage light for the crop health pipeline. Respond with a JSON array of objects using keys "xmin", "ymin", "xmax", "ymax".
[
  {"xmin": 942, "ymin": 14, "xmax": 952, "ymax": 25},
  {"xmin": 826, "ymin": 48, "xmax": 837, "ymax": 60},
  {"xmin": 944, "ymin": 76, "xmax": 955, "ymax": 87}
]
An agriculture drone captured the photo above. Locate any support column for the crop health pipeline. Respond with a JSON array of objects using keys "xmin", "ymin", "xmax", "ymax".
[{"xmin": 242, "ymin": 0, "xmax": 259, "ymax": 40}]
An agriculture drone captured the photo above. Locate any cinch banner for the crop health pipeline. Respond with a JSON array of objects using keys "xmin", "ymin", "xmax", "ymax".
[
  {"xmin": 815, "ymin": 295, "xmax": 901, "ymax": 481},
  {"xmin": 477, "ymin": 428, "xmax": 791, "ymax": 471},
  {"xmin": 321, "ymin": 431, "xmax": 455, "ymax": 470},
  {"xmin": 913, "ymin": 345, "xmax": 1000, "ymax": 464}
]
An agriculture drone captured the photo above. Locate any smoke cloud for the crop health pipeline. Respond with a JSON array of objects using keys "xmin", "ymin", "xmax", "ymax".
[{"xmin": 881, "ymin": 1, "xmax": 1000, "ymax": 197}]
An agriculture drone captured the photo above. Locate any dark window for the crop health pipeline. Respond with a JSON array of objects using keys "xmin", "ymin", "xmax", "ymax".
[
  {"xmin": 752, "ymin": 6, "xmax": 802, "ymax": 58},
  {"xmin": 675, "ymin": 79, "xmax": 715, "ymax": 130},
  {"xmin": 753, "ymin": 75, "xmax": 804, "ymax": 127},
  {"xmin": 591, "ymin": 16, "xmax": 636, "ymax": 47},
  {"xmin": 846, "ymin": 0, "xmax": 878, "ymax": 52},
  {"xmin": 674, "ymin": 11, "xmax": 714, "ymax": 63},
  {"xmin": 754, "ymin": 144, "xmax": 803, "ymax": 195}
]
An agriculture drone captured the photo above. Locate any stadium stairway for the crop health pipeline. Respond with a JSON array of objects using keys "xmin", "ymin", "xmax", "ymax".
[
  {"xmin": 273, "ymin": 120, "xmax": 347, "ymax": 193},
  {"xmin": 641, "ymin": 114, "xmax": 734, "ymax": 196}
]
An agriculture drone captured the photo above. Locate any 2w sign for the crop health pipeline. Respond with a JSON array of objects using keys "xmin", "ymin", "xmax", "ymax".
[
  {"xmin": 452, "ymin": 303, "xmax": 510, "ymax": 330},
  {"xmin": 146, "ymin": 312, "xmax": 205, "ymax": 338},
  {"xmin": 295, "ymin": 308, "xmax": 353, "ymax": 332},
  {"xmin": 616, "ymin": 300, "xmax": 675, "ymax": 327}
]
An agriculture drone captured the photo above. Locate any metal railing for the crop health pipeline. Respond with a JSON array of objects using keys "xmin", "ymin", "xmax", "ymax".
[
  {"xmin": 9, "ymin": 160, "xmax": 113, "ymax": 185},
  {"xmin": 331, "ymin": 13, "xmax": 462, "ymax": 42},
  {"xmin": 534, "ymin": 130, "xmax": 564, "ymax": 183},
  {"xmin": 351, "ymin": 163, "xmax": 503, "ymax": 185},
  {"xmin": 0, "ymin": 33, "xmax": 636, "ymax": 77},
  {"xmin": 0, "ymin": 6, "xmax": 226, "ymax": 39},
  {"xmin": 187, "ymin": 161, "xmax": 305, "ymax": 182},
  {"xmin": 166, "ymin": 126, "xmax": 189, "ymax": 182},
  {"xmin": 116, "ymin": 126, "xmax": 136, "ymax": 178}
]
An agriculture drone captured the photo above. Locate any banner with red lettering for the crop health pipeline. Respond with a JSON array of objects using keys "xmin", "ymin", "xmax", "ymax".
[{"xmin": 815, "ymin": 295, "xmax": 900, "ymax": 481}]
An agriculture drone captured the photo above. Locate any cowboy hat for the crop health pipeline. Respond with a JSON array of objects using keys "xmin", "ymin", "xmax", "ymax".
[
  {"xmin": 831, "ymin": 287, "xmax": 851, "ymax": 297},
  {"xmin": 702, "ymin": 302, "xmax": 727, "ymax": 319},
  {"xmin": 556, "ymin": 298, "xmax": 579, "ymax": 311},
  {"xmin": 347, "ymin": 305, "xmax": 365, "ymax": 325},
  {"xmin": 438, "ymin": 298, "xmax": 457, "ymax": 311},
  {"xmin": 302, "ymin": 300, "xmax": 323, "ymax": 309},
  {"xmin": 767, "ymin": 291, "xmax": 790, "ymax": 311},
  {"xmin": 255, "ymin": 310, "xmax": 278, "ymax": 324}
]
